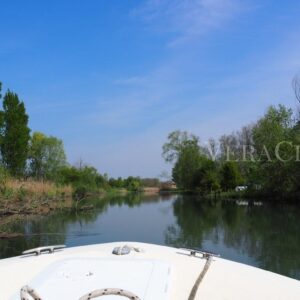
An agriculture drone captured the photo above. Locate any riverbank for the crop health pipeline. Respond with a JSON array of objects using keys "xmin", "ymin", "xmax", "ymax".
[
  {"xmin": 162, "ymin": 188, "xmax": 300, "ymax": 203},
  {"xmin": 0, "ymin": 179, "xmax": 73, "ymax": 217},
  {"xmin": 0, "ymin": 179, "xmax": 131, "ymax": 226},
  {"xmin": 3, "ymin": 179, "xmax": 294, "ymax": 229}
]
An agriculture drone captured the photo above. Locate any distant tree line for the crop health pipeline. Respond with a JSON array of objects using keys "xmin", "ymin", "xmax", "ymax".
[
  {"xmin": 163, "ymin": 76, "xmax": 300, "ymax": 200},
  {"xmin": 108, "ymin": 177, "xmax": 159, "ymax": 190}
]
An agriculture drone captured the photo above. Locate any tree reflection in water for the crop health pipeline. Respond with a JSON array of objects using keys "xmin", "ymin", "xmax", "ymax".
[
  {"xmin": 0, "ymin": 193, "xmax": 147, "ymax": 258},
  {"xmin": 165, "ymin": 195, "xmax": 300, "ymax": 279}
]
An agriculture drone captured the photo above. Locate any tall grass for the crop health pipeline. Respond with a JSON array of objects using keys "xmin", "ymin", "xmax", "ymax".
[
  {"xmin": 0, "ymin": 178, "xmax": 73, "ymax": 203},
  {"xmin": 5, "ymin": 179, "xmax": 72, "ymax": 196}
]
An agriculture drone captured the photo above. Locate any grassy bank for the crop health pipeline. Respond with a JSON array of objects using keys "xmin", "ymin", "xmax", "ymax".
[{"xmin": 0, "ymin": 179, "xmax": 73, "ymax": 217}]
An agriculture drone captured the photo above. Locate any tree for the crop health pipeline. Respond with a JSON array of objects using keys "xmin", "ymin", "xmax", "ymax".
[
  {"xmin": 59, "ymin": 164, "xmax": 102, "ymax": 192},
  {"xmin": 108, "ymin": 177, "xmax": 126, "ymax": 188},
  {"xmin": 124, "ymin": 176, "xmax": 141, "ymax": 191},
  {"xmin": 220, "ymin": 162, "xmax": 242, "ymax": 191},
  {"xmin": 252, "ymin": 105, "xmax": 294, "ymax": 195},
  {"xmin": 29, "ymin": 132, "xmax": 67, "ymax": 180},
  {"xmin": 0, "ymin": 91, "xmax": 30, "ymax": 176},
  {"xmin": 203, "ymin": 138, "xmax": 219, "ymax": 161},
  {"xmin": 293, "ymin": 75, "xmax": 300, "ymax": 121},
  {"xmin": 162, "ymin": 130, "xmax": 199, "ymax": 163},
  {"xmin": 194, "ymin": 158, "xmax": 220, "ymax": 193},
  {"xmin": 163, "ymin": 131, "xmax": 220, "ymax": 191},
  {"xmin": 172, "ymin": 140, "xmax": 201, "ymax": 190},
  {"xmin": 219, "ymin": 133, "xmax": 239, "ymax": 161},
  {"xmin": 292, "ymin": 75, "xmax": 300, "ymax": 105}
]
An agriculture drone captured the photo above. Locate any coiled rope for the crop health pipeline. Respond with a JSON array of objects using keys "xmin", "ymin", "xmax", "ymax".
[
  {"xmin": 20, "ymin": 286, "xmax": 140, "ymax": 300},
  {"xmin": 79, "ymin": 288, "xmax": 141, "ymax": 299}
]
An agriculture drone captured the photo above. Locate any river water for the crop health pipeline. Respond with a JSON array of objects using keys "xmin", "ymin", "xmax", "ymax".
[{"xmin": 0, "ymin": 193, "xmax": 299, "ymax": 280}]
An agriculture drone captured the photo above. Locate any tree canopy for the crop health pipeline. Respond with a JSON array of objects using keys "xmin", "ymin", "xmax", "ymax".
[
  {"xmin": 0, "ymin": 90, "xmax": 30, "ymax": 176},
  {"xmin": 29, "ymin": 132, "xmax": 67, "ymax": 180}
]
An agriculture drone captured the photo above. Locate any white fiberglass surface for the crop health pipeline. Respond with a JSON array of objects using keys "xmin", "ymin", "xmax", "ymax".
[{"xmin": 10, "ymin": 257, "xmax": 171, "ymax": 300}]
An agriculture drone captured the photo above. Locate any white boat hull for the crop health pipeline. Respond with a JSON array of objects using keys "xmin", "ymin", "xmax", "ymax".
[{"xmin": 0, "ymin": 242, "xmax": 299, "ymax": 300}]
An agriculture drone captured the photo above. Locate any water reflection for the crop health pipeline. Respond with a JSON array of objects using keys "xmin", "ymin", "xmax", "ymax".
[
  {"xmin": 166, "ymin": 195, "xmax": 300, "ymax": 279},
  {"xmin": 0, "ymin": 193, "xmax": 299, "ymax": 280}
]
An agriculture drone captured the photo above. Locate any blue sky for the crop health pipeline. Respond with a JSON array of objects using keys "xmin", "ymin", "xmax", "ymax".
[{"xmin": 1, "ymin": 0, "xmax": 300, "ymax": 178}]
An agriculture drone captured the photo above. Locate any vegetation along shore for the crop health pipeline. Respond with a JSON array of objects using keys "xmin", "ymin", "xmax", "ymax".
[{"xmin": 162, "ymin": 76, "xmax": 300, "ymax": 201}]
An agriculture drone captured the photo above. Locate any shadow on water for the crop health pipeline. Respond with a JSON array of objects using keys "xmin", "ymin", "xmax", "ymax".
[{"xmin": 0, "ymin": 193, "xmax": 299, "ymax": 280}]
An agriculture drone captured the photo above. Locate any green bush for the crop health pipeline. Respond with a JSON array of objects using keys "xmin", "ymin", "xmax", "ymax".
[{"xmin": 73, "ymin": 185, "xmax": 88, "ymax": 200}]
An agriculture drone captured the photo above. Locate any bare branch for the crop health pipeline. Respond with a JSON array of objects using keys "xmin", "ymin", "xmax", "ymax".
[{"xmin": 292, "ymin": 74, "xmax": 300, "ymax": 104}]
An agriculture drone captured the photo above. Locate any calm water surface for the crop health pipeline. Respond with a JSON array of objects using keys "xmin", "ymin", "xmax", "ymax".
[{"xmin": 0, "ymin": 194, "xmax": 299, "ymax": 280}]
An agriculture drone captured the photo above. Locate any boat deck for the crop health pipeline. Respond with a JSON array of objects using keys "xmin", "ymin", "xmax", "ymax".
[{"xmin": 0, "ymin": 242, "xmax": 299, "ymax": 299}]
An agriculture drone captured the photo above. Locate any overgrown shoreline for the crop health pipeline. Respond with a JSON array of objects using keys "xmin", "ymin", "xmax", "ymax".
[
  {"xmin": 0, "ymin": 180, "xmax": 121, "ymax": 226},
  {"xmin": 0, "ymin": 180, "xmax": 164, "ymax": 229}
]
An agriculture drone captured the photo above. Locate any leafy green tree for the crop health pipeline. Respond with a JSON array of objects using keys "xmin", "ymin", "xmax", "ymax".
[
  {"xmin": 162, "ymin": 130, "xmax": 199, "ymax": 163},
  {"xmin": 252, "ymin": 105, "xmax": 295, "ymax": 196},
  {"xmin": 29, "ymin": 132, "xmax": 67, "ymax": 180},
  {"xmin": 220, "ymin": 162, "xmax": 242, "ymax": 191},
  {"xmin": 290, "ymin": 124, "xmax": 300, "ymax": 195},
  {"xmin": 253, "ymin": 105, "xmax": 293, "ymax": 158},
  {"xmin": 108, "ymin": 178, "xmax": 119, "ymax": 188},
  {"xmin": 164, "ymin": 130, "xmax": 219, "ymax": 191},
  {"xmin": 194, "ymin": 158, "xmax": 220, "ymax": 193},
  {"xmin": 95, "ymin": 173, "xmax": 109, "ymax": 189},
  {"xmin": 58, "ymin": 163, "xmax": 111, "ymax": 192},
  {"xmin": 124, "ymin": 176, "xmax": 141, "ymax": 191},
  {"xmin": 59, "ymin": 165, "xmax": 98, "ymax": 189},
  {"xmin": 109, "ymin": 177, "xmax": 125, "ymax": 188},
  {"xmin": 172, "ymin": 139, "xmax": 201, "ymax": 190},
  {"xmin": 0, "ymin": 91, "xmax": 30, "ymax": 176},
  {"xmin": 292, "ymin": 75, "xmax": 300, "ymax": 118}
]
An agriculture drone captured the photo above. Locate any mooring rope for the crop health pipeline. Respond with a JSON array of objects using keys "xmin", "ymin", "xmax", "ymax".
[{"xmin": 188, "ymin": 256, "xmax": 212, "ymax": 300}]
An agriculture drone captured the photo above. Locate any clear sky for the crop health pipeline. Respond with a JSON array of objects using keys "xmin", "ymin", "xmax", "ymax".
[{"xmin": 0, "ymin": 0, "xmax": 300, "ymax": 178}]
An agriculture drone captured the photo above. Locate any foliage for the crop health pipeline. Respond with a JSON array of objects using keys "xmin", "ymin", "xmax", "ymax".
[
  {"xmin": 108, "ymin": 177, "xmax": 124, "ymax": 188},
  {"xmin": 29, "ymin": 132, "xmax": 67, "ymax": 180},
  {"xmin": 0, "ymin": 90, "xmax": 30, "ymax": 176},
  {"xmin": 109, "ymin": 176, "xmax": 160, "ymax": 190},
  {"xmin": 172, "ymin": 139, "xmax": 202, "ymax": 190},
  {"xmin": 73, "ymin": 185, "xmax": 88, "ymax": 200},
  {"xmin": 164, "ymin": 131, "xmax": 221, "ymax": 192},
  {"xmin": 58, "ymin": 165, "xmax": 105, "ymax": 191},
  {"xmin": 124, "ymin": 176, "xmax": 141, "ymax": 191},
  {"xmin": 220, "ymin": 162, "xmax": 242, "ymax": 191},
  {"xmin": 252, "ymin": 105, "xmax": 296, "ymax": 196},
  {"xmin": 194, "ymin": 158, "xmax": 220, "ymax": 193},
  {"xmin": 162, "ymin": 130, "xmax": 199, "ymax": 163}
]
